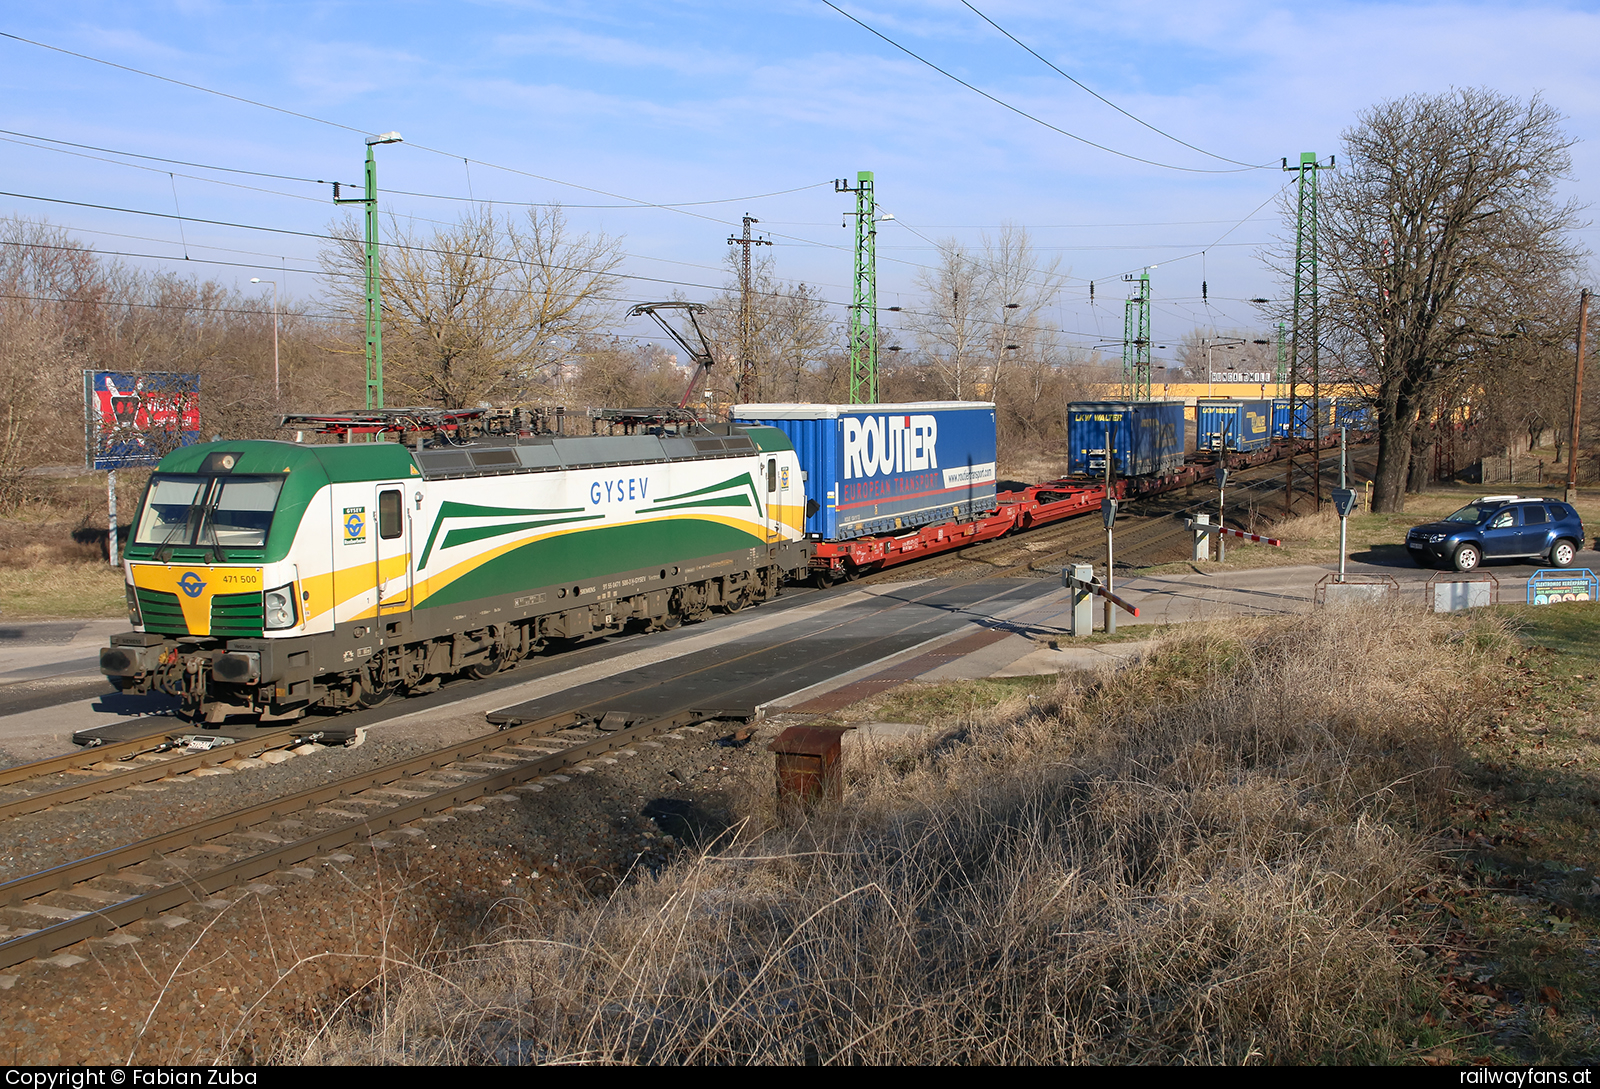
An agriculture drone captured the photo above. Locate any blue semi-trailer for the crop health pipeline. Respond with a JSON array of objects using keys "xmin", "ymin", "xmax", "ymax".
[
  {"xmin": 1196, "ymin": 398, "xmax": 1273, "ymax": 453},
  {"xmin": 1067, "ymin": 401, "xmax": 1187, "ymax": 478},
  {"xmin": 731, "ymin": 401, "xmax": 998, "ymax": 540}
]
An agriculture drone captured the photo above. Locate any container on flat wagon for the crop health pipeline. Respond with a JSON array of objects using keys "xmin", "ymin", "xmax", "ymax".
[
  {"xmin": 1334, "ymin": 398, "xmax": 1373, "ymax": 431},
  {"xmin": 731, "ymin": 401, "xmax": 998, "ymax": 540},
  {"xmin": 1196, "ymin": 398, "xmax": 1273, "ymax": 453},
  {"xmin": 1271, "ymin": 398, "xmax": 1293, "ymax": 440},
  {"xmin": 1067, "ymin": 401, "xmax": 1186, "ymax": 478},
  {"xmin": 1292, "ymin": 397, "xmax": 1337, "ymax": 439}
]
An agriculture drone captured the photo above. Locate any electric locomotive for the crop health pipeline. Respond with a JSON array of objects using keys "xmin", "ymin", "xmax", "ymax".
[{"xmin": 99, "ymin": 413, "xmax": 812, "ymax": 723}]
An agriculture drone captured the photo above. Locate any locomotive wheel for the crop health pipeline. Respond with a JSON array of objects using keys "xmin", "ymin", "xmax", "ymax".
[
  {"xmin": 723, "ymin": 587, "xmax": 749, "ymax": 613},
  {"xmin": 467, "ymin": 654, "xmax": 505, "ymax": 679},
  {"xmin": 356, "ymin": 684, "xmax": 396, "ymax": 709}
]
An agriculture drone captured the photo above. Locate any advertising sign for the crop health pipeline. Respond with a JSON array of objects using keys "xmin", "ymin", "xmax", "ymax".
[
  {"xmin": 1526, "ymin": 569, "xmax": 1598, "ymax": 606},
  {"xmin": 83, "ymin": 371, "xmax": 201, "ymax": 470}
]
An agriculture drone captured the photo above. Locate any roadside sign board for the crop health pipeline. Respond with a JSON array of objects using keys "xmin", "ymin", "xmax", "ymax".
[
  {"xmin": 83, "ymin": 370, "xmax": 201, "ymax": 471},
  {"xmin": 1527, "ymin": 569, "xmax": 1598, "ymax": 606},
  {"xmin": 1331, "ymin": 488, "xmax": 1357, "ymax": 517}
]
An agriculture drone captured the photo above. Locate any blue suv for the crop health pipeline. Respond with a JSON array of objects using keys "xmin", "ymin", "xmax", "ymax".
[{"xmin": 1406, "ymin": 495, "xmax": 1585, "ymax": 572}]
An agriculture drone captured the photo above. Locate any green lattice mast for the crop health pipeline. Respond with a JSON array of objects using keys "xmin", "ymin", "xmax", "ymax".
[
  {"xmin": 1284, "ymin": 151, "xmax": 1334, "ymax": 511},
  {"xmin": 1121, "ymin": 269, "xmax": 1151, "ymax": 400},
  {"xmin": 837, "ymin": 171, "xmax": 878, "ymax": 404}
]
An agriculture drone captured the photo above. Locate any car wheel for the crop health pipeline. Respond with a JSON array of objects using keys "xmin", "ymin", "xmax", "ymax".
[
  {"xmin": 1550, "ymin": 539, "xmax": 1577, "ymax": 568},
  {"xmin": 1452, "ymin": 543, "xmax": 1481, "ymax": 572}
]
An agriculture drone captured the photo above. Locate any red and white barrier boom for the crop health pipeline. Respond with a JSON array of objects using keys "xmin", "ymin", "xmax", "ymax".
[{"xmin": 1185, "ymin": 516, "xmax": 1281, "ymax": 561}]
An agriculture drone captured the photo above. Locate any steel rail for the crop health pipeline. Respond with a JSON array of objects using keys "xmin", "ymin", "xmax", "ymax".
[
  {"xmin": 0, "ymin": 724, "xmax": 316, "ymax": 821},
  {"xmin": 0, "ymin": 724, "xmax": 203, "ymax": 788},
  {"xmin": 0, "ymin": 705, "xmax": 741, "ymax": 969}
]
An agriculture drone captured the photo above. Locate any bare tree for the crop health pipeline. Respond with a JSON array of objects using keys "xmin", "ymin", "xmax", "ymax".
[
  {"xmin": 905, "ymin": 240, "xmax": 989, "ymax": 400},
  {"xmin": 695, "ymin": 249, "xmax": 837, "ymax": 404},
  {"xmin": 323, "ymin": 206, "xmax": 624, "ymax": 409},
  {"xmin": 1300, "ymin": 89, "xmax": 1584, "ymax": 511}
]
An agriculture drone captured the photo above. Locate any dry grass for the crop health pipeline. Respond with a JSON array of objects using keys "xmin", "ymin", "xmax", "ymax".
[{"xmin": 286, "ymin": 605, "xmax": 1507, "ymax": 1065}]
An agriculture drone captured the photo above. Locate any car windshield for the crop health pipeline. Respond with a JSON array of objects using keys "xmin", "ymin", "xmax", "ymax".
[
  {"xmin": 134, "ymin": 474, "xmax": 284, "ymax": 548},
  {"xmin": 1444, "ymin": 503, "xmax": 1497, "ymax": 524}
]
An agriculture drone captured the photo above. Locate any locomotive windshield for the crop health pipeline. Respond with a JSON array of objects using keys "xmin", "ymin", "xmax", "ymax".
[{"xmin": 135, "ymin": 474, "xmax": 284, "ymax": 549}]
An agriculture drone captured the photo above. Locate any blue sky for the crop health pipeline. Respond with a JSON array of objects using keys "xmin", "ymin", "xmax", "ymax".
[{"xmin": 2, "ymin": 1, "xmax": 1596, "ymax": 360}]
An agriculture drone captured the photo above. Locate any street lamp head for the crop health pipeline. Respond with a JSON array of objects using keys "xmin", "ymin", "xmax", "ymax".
[
  {"xmin": 366, "ymin": 131, "xmax": 404, "ymax": 146},
  {"xmin": 1005, "ymin": 303, "xmax": 1020, "ymax": 309},
  {"xmin": 250, "ymin": 278, "xmax": 261, "ymax": 284}
]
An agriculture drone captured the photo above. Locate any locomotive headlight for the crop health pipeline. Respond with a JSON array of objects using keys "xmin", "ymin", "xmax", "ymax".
[
  {"xmin": 125, "ymin": 583, "xmax": 141, "ymax": 626},
  {"xmin": 264, "ymin": 583, "xmax": 299, "ymax": 630}
]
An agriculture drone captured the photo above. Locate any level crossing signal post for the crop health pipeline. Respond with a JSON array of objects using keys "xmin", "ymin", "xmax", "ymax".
[
  {"xmin": 1103, "ymin": 497, "xmax": 1119, "ymax": 634},
  {"xmin": 1330, "ymin": 426, "xmax": 1356, "ymax": 582},
  {"xmin": 1215, "ymin": 462, "xmax": 1230, "ymax": 563}
]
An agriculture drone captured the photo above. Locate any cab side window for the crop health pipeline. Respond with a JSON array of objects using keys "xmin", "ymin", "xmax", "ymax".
[{"xmin": 379, "ymin": 489, "xmax": 403, "ymax": 539}]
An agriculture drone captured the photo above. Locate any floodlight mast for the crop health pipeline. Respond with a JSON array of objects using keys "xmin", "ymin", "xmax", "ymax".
[
  {"xmin": 333, "ymin": 131, "xmax": 403, "ymax": 411},
  {"xmin": 627, "ymin": 302, "xmax": 718, "ymax": 411}
]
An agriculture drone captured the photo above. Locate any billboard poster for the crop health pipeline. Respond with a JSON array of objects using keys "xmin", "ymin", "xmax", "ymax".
[
  {"xmin": 83, "ymin": 371, "xmax": 201, "ymax": 471},
  {"xmin": 1526, "ymin": 569, "xmax": 1598, "ymax": 606}
]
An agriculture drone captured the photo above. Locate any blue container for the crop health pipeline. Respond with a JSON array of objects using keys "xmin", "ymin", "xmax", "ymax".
[
  {"xmin": 1196, "ymin": 398, "xmax": 1273, "ymax": 453},
  {"xmin": 1067, "ymin": 401, "xmax": 1187, "ymax": 478},
  {"xmin": 731, "ymin": 402, "xmax": 998, "ymax": 540},
  {"xmin": 1271, "ymin": 398, "xmax": 1293, "ymax": 440},
  {"xmin": 1292, "ymin": 397, "xmax": 1337, "ymax": 439},
  {"xmin": 1334, "ymin": 398, "xmax": 1373, "ymax": 431}
]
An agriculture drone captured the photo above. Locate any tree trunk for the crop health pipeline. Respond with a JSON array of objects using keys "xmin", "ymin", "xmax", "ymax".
[
  {"xmin": 1373, "ymin": 410, "xmax": 1412, "ymax": 512},
  {"xmin": 1407, "ymin": 424, "xmax": 1433, "ymax": 493}
]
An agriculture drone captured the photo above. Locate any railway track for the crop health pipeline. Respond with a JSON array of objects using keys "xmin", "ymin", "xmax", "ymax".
[{"xmin": 0, "ymin": 704, "xmax": 745, "ymax": 969}]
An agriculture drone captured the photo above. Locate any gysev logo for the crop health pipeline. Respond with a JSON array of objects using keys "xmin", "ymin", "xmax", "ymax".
[
  {"xmin": 344, "ymin": 506, "xmax": 366, "ymax": 543},
  {"xmin": 176, "ymin": 571, "xmax": 207, "ymax": 598}
]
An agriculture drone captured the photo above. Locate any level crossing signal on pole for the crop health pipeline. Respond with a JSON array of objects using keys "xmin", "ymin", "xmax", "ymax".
[{"xmin": 1101, "ymin": 497, "xmax": 1118, "ymax": 530}]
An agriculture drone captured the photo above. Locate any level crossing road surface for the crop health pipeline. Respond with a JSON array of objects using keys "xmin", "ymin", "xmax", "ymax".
[{"xmin": 485, "ymin": 577, "xmax": 1059, "ymax": 726}]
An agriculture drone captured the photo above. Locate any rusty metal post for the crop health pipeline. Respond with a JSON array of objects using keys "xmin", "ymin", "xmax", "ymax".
[
  {"xmin": 768, "ymin": 725, "xmax": 844, "ymax": 810},
  {"xmin": 1568, "ymin": 288, "xmax": 1591, "ymax": 505}
]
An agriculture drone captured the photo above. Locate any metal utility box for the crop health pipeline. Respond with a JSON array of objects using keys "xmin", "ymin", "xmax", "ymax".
[
  {"xmin": 732, "ymin": 401, "xmax": 997, "ymax": 540},
  {"xmin": 1067, "ymin": 401, "xmax": 1186, "ymax": 478},
  {"xmin": 768, "ymin": 724, "xmax": 845, "ymax": 807},
  {"xmin": 1196, "ymin": 398, "xmax": 1273, "ymax": 453}
]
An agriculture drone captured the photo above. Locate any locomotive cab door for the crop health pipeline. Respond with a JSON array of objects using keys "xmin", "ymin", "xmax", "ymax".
[
  {"xmin": 765, "ymin": 457, "xmax": 783, "ymax": 557},
  {"xmin": 375, "ymin": 485, "xmax": 411, "ymax": 614}
]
